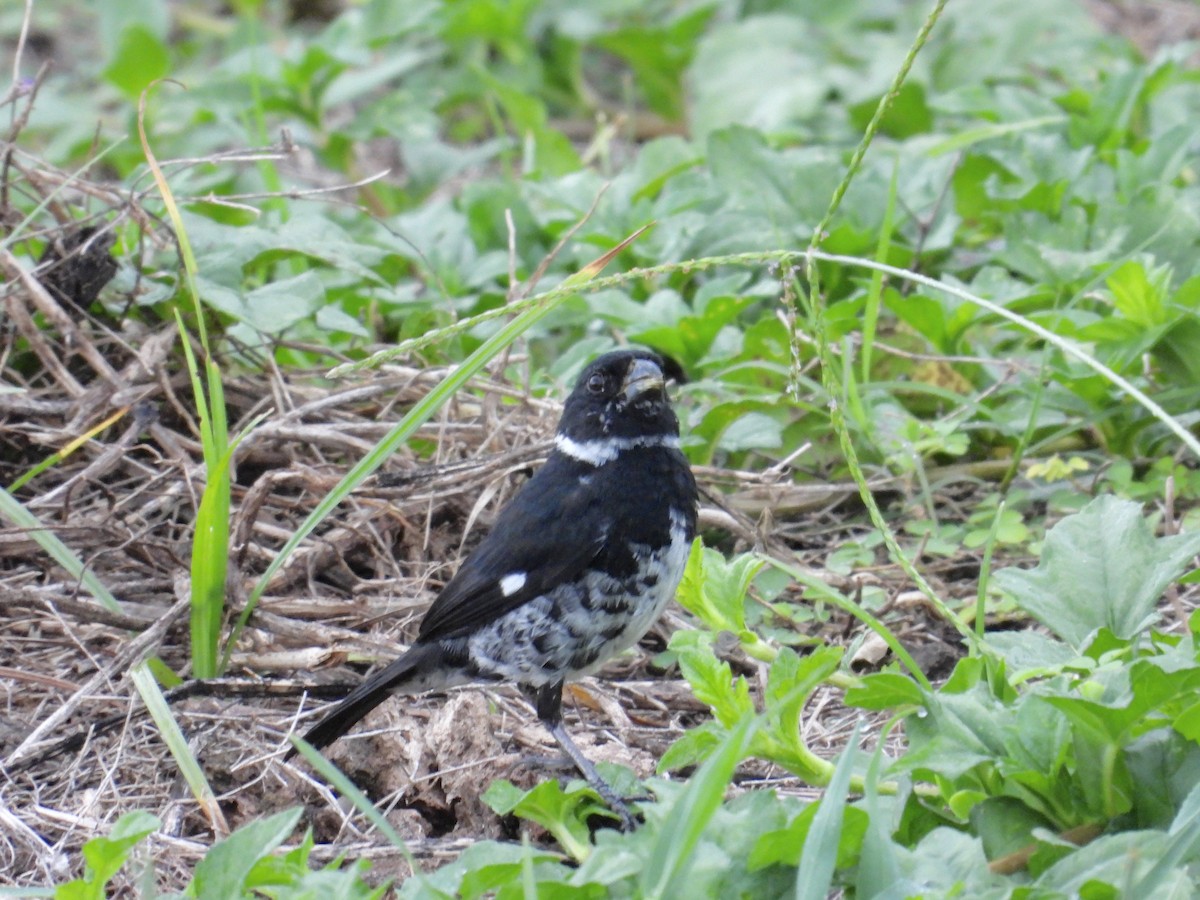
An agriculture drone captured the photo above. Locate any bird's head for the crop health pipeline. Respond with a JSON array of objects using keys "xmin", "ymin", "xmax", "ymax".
[{"xmin": 556, "ymin": 349, "xmax": 682, "ymax": 447}]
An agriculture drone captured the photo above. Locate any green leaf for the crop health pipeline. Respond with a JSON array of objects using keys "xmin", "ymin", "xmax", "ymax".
[
  {"xmin": 1032, "ymin": 831, "xmax": 1174, "ymax": 894},
  {"xmin": 395, "ymin": 840, "xmax": 545, "ymax": 899},
  {"xmin": 129, "ymin": 665, "xmax": 224, "ymax": 832},
  {"xmin": 659, "ymin": 721, "xmax": 724, "ymax": 773},
  {"xmin": 689, "ymin": 19, "xmax": 831, "ymax": 137},
  {"xmin": 993, "ymin": 496, "xmax": 1200, "ymax": 648},
  {"xmin": 717, "ymin": 411, "xmax": 784, "ymax": 453},
  {"xmin": 242, "ymin": 272, "xmax": 326, "ymax": 334},
  {"xmin": 898, "ymin": 683, "xmax": 1012, "ymax": 781},
  {"xmin": 190, "ymin": 808, "xmax": 303, "ymax": 898},
  {"xmin": 749, "ymin": 803, "xmax": 869, "ymax": 871},
  {"xmin": 855, "ymin": 735, "xmax": 904, "ymax": 897},
  {"xmin": 985, "ymin": 631, "xmax": 1076, "ymax": 678},
  {"xmin": 849, "ymin": 81, "xmax": 932, "ymax": 139},
  {"xmin": 1129, "ymin": 779, "xmax": 1200, "ymax": 894},
  {"xmin": 103, "ymin": 25, "xmax": 170, "ymax": 97},
  {"xmin": 844, "ymin": 672, "xmax": 925, "ymax": 710},
  {"xmin": 1106, "ymin": 259, "xmax": 1170, "ymax": 328},
  {"xmin": 316, "ymin": 304, "xmax": 371, "ymax": 338},
  {"xmin": 762, "ymin": 646, "xmax": 843, "ymax": 777},
  {"xmin": 969, "ymin": 796, "xmax": 1055, "ymax": 861},
  {"xmin": 58, "ymin": 811, "xmax": 160, "ymax": 900},
  {"xmin": 0, "ymin": 486, "xmax": 122, "ymax": 613},
  {"xmin": 481, "ymin": 779, "xmax": 609, "ymax": 862},
  {"xmin": 673, "ymin": 543, "xmax": 764, "ymax": 640},
  {"xmin": 673, "ymin": 639, "xmax": 755, "ymax": 727},
  {"xmin": 593, "ymin": 9, "xmax": 712, "ymax": 119}
]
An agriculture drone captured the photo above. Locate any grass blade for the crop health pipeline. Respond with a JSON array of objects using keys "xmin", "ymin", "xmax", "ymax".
[
  {"xmin": 287, "ymin": 736, "xmax": 424, "ymax": 872},
  {"xmin": 640, "ymin": 716, "xmax": 756, "ymax": 900},
  {"xmin": 129, "ymin": 663, "xmax": 228, "ymax": 835},
  {"xmin": 0, "ymin": 486, "xmax": 122, "ymax": 614},
  {"xmin": 8, "ymin": 406, "xmax": 129, "ymax": 492},
  {"xmin": 795, "ymin": 720, "xmax": 863, "ymax": 900}
]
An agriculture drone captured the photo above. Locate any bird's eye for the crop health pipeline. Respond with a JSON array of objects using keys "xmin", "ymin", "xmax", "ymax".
[{"xmin": 587, "ymin": 373, "xmax": 607, "ymax": 394}]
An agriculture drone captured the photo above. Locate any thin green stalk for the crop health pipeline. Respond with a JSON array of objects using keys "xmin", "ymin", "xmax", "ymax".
[
  {"xmin": 861, "ymin": 161, "xmax": 900, "ymax": 386},
  {"xmin": 286, "ymin": 735, "xmax": 435, "ymax": 893},
  {"xmin": 797, "ymin": 0, "xmax": 950, "ymax": 387},
  {"xmin": 806, "ymin": 249, "xmax": 1200, "ymax": 461},
  {"xmin": 335, "ymin": 247, "xmax": 1200, "ymax": 460},
  {"xmin": 0, "ymin": 141, "xmax": 122, "ymax": 252},
  {"xmin": 8, "ymin": 407, "xmax": 127, "ymax": 492},
  {"xmin": 0, "ymin": 488, "xmax": 218, "ymax": 833},
  {"xmin": 806, "ymin": 0, "xmax": 949, "ymax": 260},
  {"xmin": 1000, "ymin": 353, "xmax": 1049, "ymax": 494},
  {"xmin": 795, "ymin": 721, "xmax": 862, "ymax": 900},
  {"xmin": 173, "ymin": 310, "xmax": 232, "ymax": 678},
  {"xmin": 791, "ymin": 0, "xmax": 962, "ymax": 647},
  {"xmin": 237, "ymin": 11, "xmax": 288, "ymax": 220},
  {"xmin": 974, "ymin": 499, "xmax": 1006, "ymax": 644},
  {"xmin": 841, "ymin": 334, "xmax": 868, "ymax": 437}
]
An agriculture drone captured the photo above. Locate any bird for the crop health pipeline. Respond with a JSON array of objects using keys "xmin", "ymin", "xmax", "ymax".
[{"xmin": 288, "ymin": 348, "xmax": 698, "ymax": 827}]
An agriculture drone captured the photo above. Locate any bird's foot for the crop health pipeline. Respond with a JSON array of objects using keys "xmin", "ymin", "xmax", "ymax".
[
  {"xmin": 514, "ymin": 750, "xmax": 646, "ymax": 830},
  {"xmin": 587, "ymin": 775, "xmax": 640, "ymax": 832},
  {"xmin": 544, "ymin": 719, "xmax": 645, "ymax": 831}
]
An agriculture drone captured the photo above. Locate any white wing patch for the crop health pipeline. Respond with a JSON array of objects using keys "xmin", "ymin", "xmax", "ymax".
[{"xmin": 499, "ymin": 571, "xmax": 527, "ymax": 597}]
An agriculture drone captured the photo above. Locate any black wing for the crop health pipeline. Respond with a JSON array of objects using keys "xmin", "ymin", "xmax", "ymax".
[{"xmin": 417, "ymin": 455, "xmax": 607, "ymax": 643}]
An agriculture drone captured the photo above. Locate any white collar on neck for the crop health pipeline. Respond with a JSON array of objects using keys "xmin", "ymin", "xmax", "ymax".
[{"xmin": 554, "ymin": 433, "xmax": 680, "ymax": 466}]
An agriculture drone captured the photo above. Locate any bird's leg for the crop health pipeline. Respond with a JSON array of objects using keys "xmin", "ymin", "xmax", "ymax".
[{"xmin": 528, "ymin": 681, "xmax": 639, "ymax": 831}]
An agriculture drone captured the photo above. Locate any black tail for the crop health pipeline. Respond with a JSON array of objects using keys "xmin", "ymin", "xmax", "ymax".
[{"xmin": 285, "ymin": 643, "xmax": 440, "ymax": 759}]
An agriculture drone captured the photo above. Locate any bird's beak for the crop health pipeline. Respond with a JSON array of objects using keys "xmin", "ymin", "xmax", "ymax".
[{"xmin": 622, "ymin": 358, "xmax": 665, "ymax": 401}]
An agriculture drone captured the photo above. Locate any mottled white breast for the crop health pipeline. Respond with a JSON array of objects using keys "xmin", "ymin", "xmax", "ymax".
[{"xmin": 568, "ymin": 504, "xmax": 694, "ymax": 677}]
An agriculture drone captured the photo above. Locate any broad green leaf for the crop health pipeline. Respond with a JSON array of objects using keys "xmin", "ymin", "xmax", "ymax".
[
  {"xmin": 103, "ymin": 26, "xmax": 169, "ymax": 97},
  {"xmin": 396, "ymin": 841, "xmax": 539, "ymax": 899},
  {"xmin": 764, "ymin": 646, "xmax": 843, "ymax": 768},
  {"xmin": 689, "ymin": 20, "xmax": 830, "ymax": 137},
  {"xmin": 993, "ymin": 496, "xmax": 1200, "ymax": 648},
  {"xmin": 717, "ymin": 411, "xmax": 784, "ymax": 453},
  {"xmin": 1107, "ymin": 259, "xmax": 1170, "ymax": 328},
  {"xmin": 969, "ymin": 796, "xmax": 1055, "ymax": 861},
  {"xmin": 673, "ymin": 544, "xmax": 764, "ymax": 640},
  {"xmin": 659, "ymin": 721, "xmax": 724, "ymax": 773},
  {"xmin": 844, "ymin": 672, "xmax": 925, "ymax": 711},
  {"xmin": 1033, "ymin": 831, "xmax": 1178, "ymax": 894},
  {"xmin": 190, "ymin": 808, "xmax": 303, "ymax": 898},
  {"xmin": 749, "ymin": 804, "xmax": 869, "ymax": 870},
  {"xmin": 673, "ymin": 641, "xmax": 755, "ymax": 727},
  {"xmin": 985, "ymin": 631, "xmax": 1076, "ymax": 679},
  {"xmin": 242, "ymin": 272, "xmax": 326, "ymax": 334},
  {"xmin": 481, "ymin": 779, "xmax": 609, "ymax": 862}
]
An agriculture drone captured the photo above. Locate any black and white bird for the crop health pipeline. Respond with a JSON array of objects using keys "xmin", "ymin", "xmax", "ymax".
[{"xmin": 290, "ymin": 349, "xmax": 698, "ymax": 825}]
